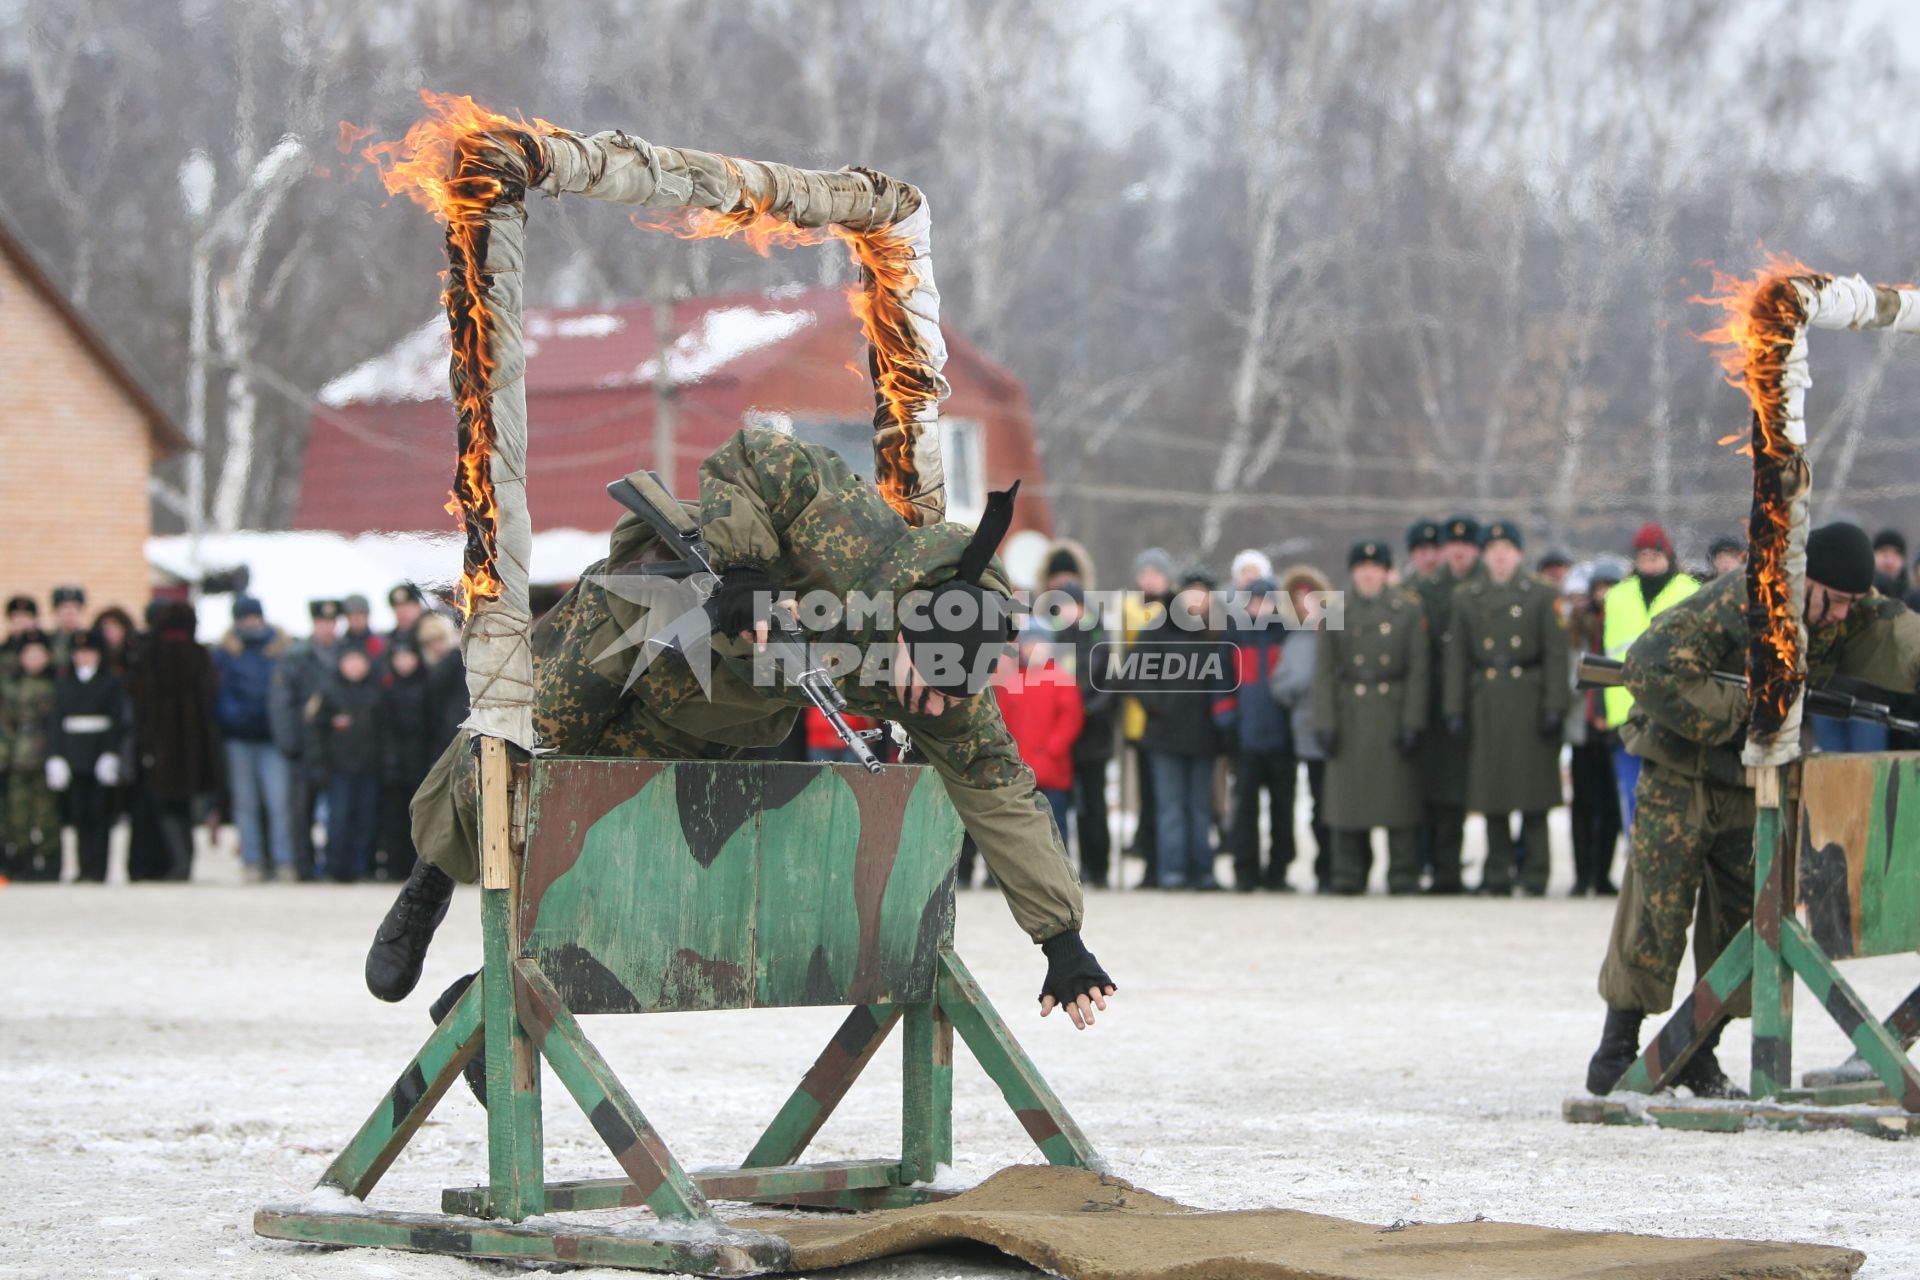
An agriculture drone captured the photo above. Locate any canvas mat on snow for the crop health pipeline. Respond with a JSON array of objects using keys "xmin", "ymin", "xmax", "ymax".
[{"xmin": 741, "ymin": 1166, "xmax": 1863, "ymax": 1280}]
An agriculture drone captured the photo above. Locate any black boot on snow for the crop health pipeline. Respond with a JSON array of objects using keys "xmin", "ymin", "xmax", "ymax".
[
  {"xmin": 429, "ymin": 971, "xmax": 487, "ymax": 1108},
  {"xmin": 365, "ymin": 861, "xmax": 456, "ymax": 1002},
  {"xmin": 1586, "ymin": 1007, "xmax": 1644, "ymax": 1095},
  {"xmin": 1674, "ymin": 1028, "xmax": 1748, "ymax": 1100}
]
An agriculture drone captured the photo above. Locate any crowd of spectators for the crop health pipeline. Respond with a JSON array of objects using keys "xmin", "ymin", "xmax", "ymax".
[
  {"xmin": 955, "ymin": 519, "xmax": 1920, "ymax": 897},
  {"xmin": 8, "ymin": 518, "xmax": 1918, "ymax": 890},
  {"xmin": 0, "ymin": 583, "xmax": 465, "ymax": 883}
]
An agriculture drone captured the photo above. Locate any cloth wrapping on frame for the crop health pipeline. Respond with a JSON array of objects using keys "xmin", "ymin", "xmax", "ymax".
[
  {"xmin": 1742, "ymin": 451, "xmax": 1809, "ymax": 768},
  {"xmin": 1799, "ymin": 274, "xmax": 1920, "ymax": 334},
  {"xmin": 1738, "ymin": 271, "xmax": 1920, "ymax": 767},
  {"xmin": 455, "ymin": 148, "xmax": 537, "ymax": 751},
  {"xmin": 534, "ymin": 129, "xmax": 949, "ymax": 525}
]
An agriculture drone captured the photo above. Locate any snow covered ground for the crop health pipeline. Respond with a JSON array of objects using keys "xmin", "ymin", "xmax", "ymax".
[{"xmin": 4, "ymin": 832, "xmax": 1918, "ymax": 1279}]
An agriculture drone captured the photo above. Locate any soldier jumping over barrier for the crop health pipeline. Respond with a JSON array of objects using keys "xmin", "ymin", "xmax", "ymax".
[
  {"xmin": 364, "ymin": 428, "xmax": 1117, "ymax": 1073},
  {"xmin": 1586, "ymin": 522, "xmax": 1920, "ymax": 1098}
]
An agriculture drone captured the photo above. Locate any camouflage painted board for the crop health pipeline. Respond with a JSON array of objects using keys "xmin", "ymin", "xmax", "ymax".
[
  {"xmin": 520, "ymin": 759, "xmax": 962, "ymax": 1014},
  {"xmin": 1798, "ymin": 753, "xmax": 1920, "ymax": 960},
  {"xmin": 260, "ymin": 757, "xmax": 1098, "ymax": 1274}
]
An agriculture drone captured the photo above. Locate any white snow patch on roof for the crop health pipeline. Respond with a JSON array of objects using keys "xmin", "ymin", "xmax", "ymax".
[
  {"xmin": 317, "ymin": 317, "xmax": 450, "ymax": 407},
  {"xmin": 621, "ymin": 305, "xmax": 815, "ymax": 387},
  {"xmin": 323, "ymin": 304, "xmax": 806, "ymax": 405},
  {"xmin": 569, "ymin": 313, "xmax": 625, "ymax": 337}
]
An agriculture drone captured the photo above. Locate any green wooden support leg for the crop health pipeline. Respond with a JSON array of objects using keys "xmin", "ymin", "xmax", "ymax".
[
  {"xmin": 483, "ymin": 884, "xmax": 544, "ymax": 1220},
  {"xmin": 1750, "ymin": 779, "xmax": 1793, "ymax": 1099},
  {"xmin": 935, "ymin": 951, "xmax": 1103, "ymax": 1171},
  {"xmin": 1885, "ymin": 981, "xmax": 1920, "ymax": 1049},
  {"xmin": 1613, "ymin": 925, "xmax": 1753, "ymax": 1094},
  {"xmin": 742, "ymin": 1004, "xmax": 901, "ymax": 1169},
  {"xmin": 320, "ymin": 974, "xmax": 484, "ymax": 1199},
  {"xmin": 513, "ymin": 960, "xmax": 712, "ymax": 1221},
  {"xmin": 900, "ymin": 1001, "xmax": 953, "ymax": 1185},
  {"xmin": 1781, "ymin": 919, "xmax": 1920, "ymax": 1112}
]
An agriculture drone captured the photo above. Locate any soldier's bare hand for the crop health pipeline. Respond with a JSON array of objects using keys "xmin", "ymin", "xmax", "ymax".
[{"xmin": 1041, "ymin": 984, "xmax": 1114, "ymax": 1030}]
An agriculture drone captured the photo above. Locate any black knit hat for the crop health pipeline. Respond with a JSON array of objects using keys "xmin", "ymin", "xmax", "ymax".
[
  {"xmin": 1349, "ymin": 539, "xmax": 1392, "ymax": 569},
  {"xmin": 1044, "ymin": 549, "xmax": 1080, "ymax": 579},
  {"xmin": 1709, "ymin": 535, "xmax": 1745, "ymax": 560},
  {"xmin": 1178, "ymin": 563, "xmax": 1217, "ymax": 591},
  {"xmin": 1441, "ymin": 514, "xmax": 1481, "ymax": 546},
  {"xmin": 1482, "ymin": 520, "xmax": 1523, "ymax": 551},
  {"xmin": 1406, "ymin": 518, "xmax": 1441, "ymax": 550},
  {"xmin": 1807, "ymin": 522, "xmax": 1874, "ymax": 595},
  {"xmin": 1537, "ymin": 545, "xmax": 1571, "ymax": 570},
  {"xmin": 1873, "ymin": 528, "xmax": 1907, "ymax": 558}
]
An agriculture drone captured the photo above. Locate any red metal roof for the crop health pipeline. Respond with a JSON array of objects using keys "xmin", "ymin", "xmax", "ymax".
[{"xmin": 296, "ymin": 286, "xmax": 1050, "ymax": 538}]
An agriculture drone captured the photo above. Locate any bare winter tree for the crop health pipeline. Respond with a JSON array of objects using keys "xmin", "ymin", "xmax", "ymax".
[{"xmin": 5, "ymin": 0, "xmax": 1920, "ymax": 575}]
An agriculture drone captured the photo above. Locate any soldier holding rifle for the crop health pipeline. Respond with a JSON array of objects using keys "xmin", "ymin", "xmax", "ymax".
[{"xmin": 1585, "ymin": 522, "xmax": 1920, "ymax": 1098}]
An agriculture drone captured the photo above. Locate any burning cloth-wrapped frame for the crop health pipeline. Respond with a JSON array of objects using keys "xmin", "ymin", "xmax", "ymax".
[
  {"xmin": 427, "ymin": 118, "xmax": 952, "ymax": 751},
  {"xmin": 1717, "ymin": 271, "xmax": 1920, "ymax": 766}
]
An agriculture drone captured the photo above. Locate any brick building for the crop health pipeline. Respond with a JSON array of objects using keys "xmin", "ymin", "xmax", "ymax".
[{"xmin": 0, "ymin": 217, "xmax": 187, "ymax": 614}]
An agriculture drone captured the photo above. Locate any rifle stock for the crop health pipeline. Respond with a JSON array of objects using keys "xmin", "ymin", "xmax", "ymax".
[{"xmin": 1575, "ymin": 652, "xmax": 1625, "ymax": 690}]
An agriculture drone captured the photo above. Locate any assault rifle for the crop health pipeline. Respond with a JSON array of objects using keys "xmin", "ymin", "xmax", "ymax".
[
  {"xmin": 607, "ymin": 469, "xmax": 883, "ymax": 774},
  {"xmin": 1574, "ymin": 653, "xmax": 1920, "ymax": 736}
]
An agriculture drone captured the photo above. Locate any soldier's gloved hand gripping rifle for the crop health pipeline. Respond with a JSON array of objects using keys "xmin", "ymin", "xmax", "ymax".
[{"xmin": 607, "ymin": 469, "xmax": 884, "ymax": 773}]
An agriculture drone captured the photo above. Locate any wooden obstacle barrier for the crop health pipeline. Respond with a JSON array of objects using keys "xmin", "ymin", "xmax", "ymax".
[
  {"xmin": 1567, "ymin": 753, "xmax": 1920, "ymax": 1137},
  {"xmin": 255, "ymin": 754, "xmax": 1099, "ymax": 1274}
]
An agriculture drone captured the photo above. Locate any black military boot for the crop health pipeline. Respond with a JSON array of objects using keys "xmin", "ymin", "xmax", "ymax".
[
  {"xmin": 1674, "ymin": 1027, "xmax": 1748, "ymax": 1100},
  {"xmin": 1586, "ymin": 1007, "xmax": 1644, "ymax": 1095},
  {"xmin": 429, "ymin": 971, "xmax": 487, "ymax": 1108},
  {"xmin": 365, "ymin": 861, "xmax": 456, "ymax": 1002}
]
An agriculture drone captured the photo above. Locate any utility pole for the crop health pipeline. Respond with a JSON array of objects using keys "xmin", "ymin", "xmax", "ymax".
[{"xmin": 652, "ymin": 258, "xmax": 677, "ymax": 485}]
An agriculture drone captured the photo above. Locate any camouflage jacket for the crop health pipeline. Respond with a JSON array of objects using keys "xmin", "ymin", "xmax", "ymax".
[
  {"xmin": 552, "ymin": 428, "xmax": 1082, "ymax": 943},
  {"xmin": 1, "ymin": 670, "xmax": 57, "ymax": 771},
  {"xmin": 1622, "ymin": 571, "xmax": 1920, "ymax": 788}
]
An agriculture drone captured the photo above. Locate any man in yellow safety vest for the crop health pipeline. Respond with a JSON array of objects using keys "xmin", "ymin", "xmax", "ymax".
[{"xmin": 1600, "ymin": 522, "xmax": 1697, "ymax": 827}]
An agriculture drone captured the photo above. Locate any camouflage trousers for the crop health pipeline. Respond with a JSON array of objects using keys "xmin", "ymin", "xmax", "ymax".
[
  {"xmin": 1597, "ymin": 760, "xmax": 1755, "ymax": 1016},
  {"xmin": 5, "ymin": 770, "xmax": 61, "ymax": 879}
]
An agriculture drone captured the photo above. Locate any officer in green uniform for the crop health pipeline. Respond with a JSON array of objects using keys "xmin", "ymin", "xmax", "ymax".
[
  {"xmin": 1412, "ymin": 515, "xmax": 1481, "ymax": 892},
  {"xmin": 1443, "ymin": 520, "xmax": 1568, "ymax": 896},
  {"xmin": 1312, "ymin": 540, "xmax": 1429, "ymax": 894},
  {"xmin": 1587, "ymin": 522, "xmax": 1920, "ymax": 1097},
  {"xmin": 48, "ymin": 586, "xmax": 88, "ymax": 673},
  {"xmin": 366, "ymin": 428, "xmax": 1115, "ymax": 1033},
  {"xmin": 2, "ymin": 631, "xmax": 61, "ymax": 880}
]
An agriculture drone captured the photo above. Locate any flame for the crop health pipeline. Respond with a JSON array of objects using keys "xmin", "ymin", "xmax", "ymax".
[
  {"xmin": 335, "ymin": 121, "xmax": 374, "ymax": 155},
  {"xmin": 644, "ymin": 174, "xmax": 939, "ymax": 524},
  {"xmin": 1690, "ymin": 251, "xmax": 1818, "ymax": 447},
  {"xmin": 354, "ymin": 91, "xmax": 556, "ymax": 612},
  {"xmin": 1691, "ymin": 251, "xmax": 1825, "ymax": 735}
]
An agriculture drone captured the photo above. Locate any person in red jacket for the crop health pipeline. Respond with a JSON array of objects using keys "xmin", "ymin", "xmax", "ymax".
[
  {"xmin": 994, "ymin": 625, "xmax": 1085, "ymax": 839},
  {"xmin": 802, "ymin": 705, "xmax": 881, "ymax": 764}
]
